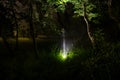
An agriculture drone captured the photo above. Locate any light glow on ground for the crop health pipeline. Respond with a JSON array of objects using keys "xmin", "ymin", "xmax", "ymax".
[
  {"xmin": 62, "ymin": 53, "xmax": 67, "ymax": 59},
  {"xmin": 58, "ymin": 50, "xmax": 68, "ymax": 61},
  {"xmin": 58, "ymin": 50, "xmax": 74, "ymax": 61}
]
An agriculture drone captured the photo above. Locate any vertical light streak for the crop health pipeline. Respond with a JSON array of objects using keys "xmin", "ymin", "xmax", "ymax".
[{"xmin": 62, "ymin": 28, "xmax": 67, "ymax": 58}]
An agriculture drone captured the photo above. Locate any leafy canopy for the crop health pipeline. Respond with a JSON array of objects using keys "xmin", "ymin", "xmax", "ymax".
[{"xmin": 47, "ymin": 0, "xmax": 99, "ymax": 22}]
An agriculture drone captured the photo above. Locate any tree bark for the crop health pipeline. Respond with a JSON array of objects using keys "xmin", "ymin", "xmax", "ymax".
[
  {"xmin": 108, "ymin": 0, "xmax": 120, "ymax": 25},
  {"xmin": 12, "ymin": 9, "xmax": 19, "ymax": 50},
  {"xmin": 1, "ymin": 36, "xmax": 13, "ymax": 54},
  {"xmin": 83, "ymin": 3, "xmax": 94, "ymax": 46},
  {"xmin": 10, "ymin": 0, "xmax": 19, "ymax": 50},
  {"xmin": 29, "ymin": 0, "xmax": 38, "ymax": 57}
]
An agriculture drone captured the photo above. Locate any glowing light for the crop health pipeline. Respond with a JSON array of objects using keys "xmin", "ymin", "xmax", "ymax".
[
  {"xmin": 62, "ymin": 52, "xmax": 67, "ymax": 59},
  {"xmin": 58, "ymin": 28, "xmax": 74, "ymax": 61},
  {"xmin": 62, "ymin": 28, "xmax": 68, "ymax": 59},
  {"xmin": 59, "ymin": 51, "xmax": 67, "ymax": 61},
  {"xmin": 58, "ymin": 50, "xmax": 74, "ymax": 61}
]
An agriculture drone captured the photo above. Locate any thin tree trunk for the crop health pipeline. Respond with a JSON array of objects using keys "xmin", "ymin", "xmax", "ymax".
[
  {"xmin": 83, "ymin": 3, "xmax": 94, "ymax": 46},
  {"xmin": 10, "ymin": 0, "xmax": 19, "ymax": 50},
  {"xmin": 107, "ymin": 0, "xmax": 120, "ymax": 41},
  {"xmin": 29, "ymin": 1, "xmax": 38, "ymax": 57},
  {"xmin": 12, "ymin": 10, "xmax": 19, "ymax": 50},
  {"xmin": 1, "ymin": 36, "xmax": 13, "ymax": 54},
  {"xmin": 108, "ymin": 0, "xmax": 120, "ymax": 25},
  {"xmin": 108, "ymin": 0, "xmax": 116, "ymax": 21}
]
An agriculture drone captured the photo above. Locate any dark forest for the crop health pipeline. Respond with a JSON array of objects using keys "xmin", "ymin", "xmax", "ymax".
[{"xmin": 0, "ymin": 0, "xmax": 120, "ymax": 80}]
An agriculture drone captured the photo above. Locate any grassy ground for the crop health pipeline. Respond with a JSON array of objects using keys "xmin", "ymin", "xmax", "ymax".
[{"xmin": 0, "ymin": 38, "xmax": 120, "ymax": 80}]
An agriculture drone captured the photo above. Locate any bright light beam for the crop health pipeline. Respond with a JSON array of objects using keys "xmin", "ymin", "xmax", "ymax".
[
  {"xmin": 62, "ymin": 28, "xmax": 67, "ymax": 59},
  {"xmin": 62, "ymin": 39, "xmax": 67, "ymax": 59}
]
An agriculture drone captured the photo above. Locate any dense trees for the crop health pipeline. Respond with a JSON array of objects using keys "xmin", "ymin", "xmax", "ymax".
[
  {"xmin": 0, "ymin": 0, "xmax": 120, "ymax": 80},
  {"xmin": 89, "ymin": 0, "xmax": 120, "ymax": 42},
  {"xmin": 0, "ymin": 0, "xmax": 120, "ymax": 47}
]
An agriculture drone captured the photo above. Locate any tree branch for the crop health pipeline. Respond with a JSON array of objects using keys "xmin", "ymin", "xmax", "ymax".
[{"xmin": 83, "ymin": 3, "xmax": 94, "ymax": 46}]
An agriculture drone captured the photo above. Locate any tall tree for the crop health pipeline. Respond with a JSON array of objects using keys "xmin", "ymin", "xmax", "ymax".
[
  {"xmin": 0, "ymin": 1, "xmax": 13, "ymax": 53},
  {"xmin": 107, "ymin": 0, "xmax": 120, "ymax": 26},
  {"xmin": 90, "ymin": 0, "xmax": 120, "ymax": 42},
  {"xmin": 28, "ymin": 0, "xmax": 38, "ymax": 57},
  {"xmin": 9, "ymin": 0, "xmax": 19, "ymax": 50},
  {"xmin": 83, "ymin": 2, "xmax": 94, "ymax": 46}
]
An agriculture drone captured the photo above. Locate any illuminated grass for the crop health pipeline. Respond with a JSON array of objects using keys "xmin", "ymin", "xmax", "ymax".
[{"xmin": 56, "ymin": 50, "xmax": 75, "ymax": 62}]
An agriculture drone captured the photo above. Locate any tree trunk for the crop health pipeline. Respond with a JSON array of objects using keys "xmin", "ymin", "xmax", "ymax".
[
  {"xmin": 12, "ymin": 10, "xmax": 19, "ymax": 50},
  {"xmin": 29, "ymin": 0, "xmax": 38, "ymax": 57},
  {"xmin": 108, "ymin": 0, "xmax": 120, "ymax": 26},
  {"xmin": 1, "ymin": 36, "xmax": 13, "ymax": 54},
  {"xmin": 10, "ymin": 0, "xmax": 19, "ymax": 50},
  {"xmin": 83, "ymin": 3, "xmax": 94, "ymax": 46},
  {"xmin": 107, "ymin": 0, "xmax": 120, "ymax": 41}
]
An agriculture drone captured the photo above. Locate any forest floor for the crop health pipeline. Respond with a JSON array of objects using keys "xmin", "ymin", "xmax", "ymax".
[{"xmin": 0, "ymin": 37, "xmax": 120, "ymax": 80}]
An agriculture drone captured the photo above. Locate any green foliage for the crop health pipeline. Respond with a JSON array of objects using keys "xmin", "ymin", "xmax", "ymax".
[
  {"xmin": 74, "ymin": 0, "xmax": 99, "ymax": 22},
  {"xmin": 47, "ymin": 0, "xmax": 100, "ymax": 23},
  {"xmin": 1, "ymin": 0, "xmax": 120, "ymax": 79},
  {"xmin": 94, "ymin": 28, "xmax": 105, "ymax": 43},
  {"xmin": 47, "ymin": 0, "xmax": 66, "ymax": 12}
]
